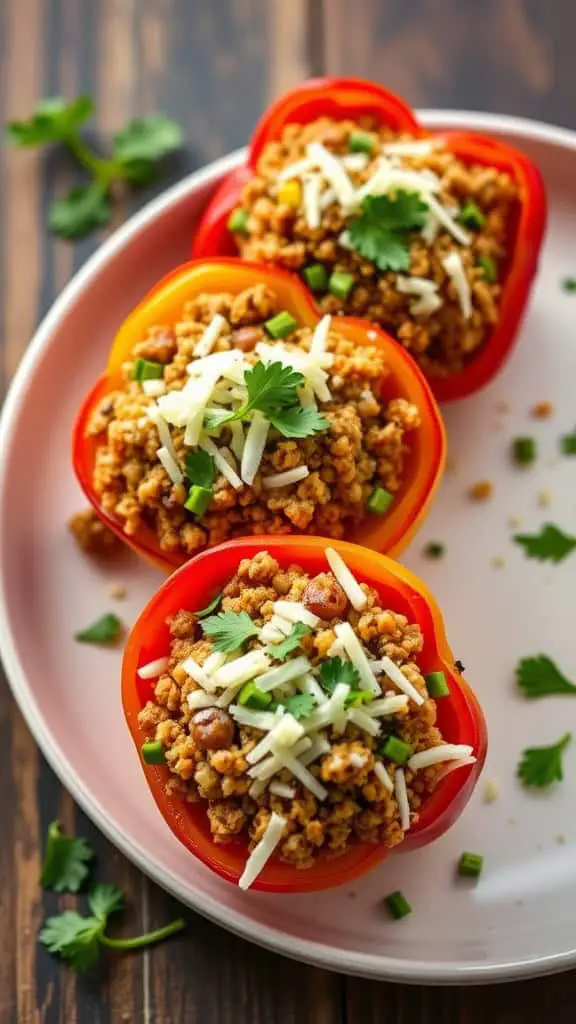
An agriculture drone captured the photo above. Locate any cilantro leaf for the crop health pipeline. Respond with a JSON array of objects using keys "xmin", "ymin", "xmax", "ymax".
[
  {"xmin": 74, "ymin": 612, "xmax": 123, "ymax": 645},
  {"xmin": 113, "ymin": 115, "xmax": 184, "ymax": 166},
  {"xmin": 283, "ymin": 693, "xmax": 317, "ymax": 720},
  {"xmin": 88, "ymin": 884, "xmax": 124, "ymax": 922},
  {"xmin": 516, "ymin": 655, "xmax": 576, "ymax": 698},
  {"xmin": 513, "ymin": 523, "xmax": 576, "ymax": 564},
  {"xmin": 266, "ymin": 623, "xmax": 312, "ymax": 661},
  {"xmin": 201, "ymin": 610, "xmax": 259, "ymax": 653},
  {"xmin": 39, "ymin": 910, "xmax": 104, "ymax": 972},
  {"xmin": 6, "ymin": 95, "xmax": 94, "ymax": 146},
  {"xmin": 48, "ymin": 183, "xmax": 112, "ymax": 239},
  {"xmin": 40, "ymin": 821, "xmax": 93, "ymax": 893},
  {"xmin": 244, "ymin": 361, "xmax": 304, "ymax": 414},
  {"xmin": 184, "ymin": 449, "xmax": 215, "ymax": 489},
  {"xmin": 195, "ymin": 592, "xmax": 223, "ymax": 619},
  {"xmin": 560, "ymin": 431, "xmax": 576, "ymax": 456},
  {"xmin": 517, "ymin": 732, "xmax": 572, "ymax": 788},
  {"xmin": 319, "ymin": 656, "xmax": 360, "ymax": 695},
  {"xmin": 348, "ymin": 191, "xmax": 428, "ymax": 272},
  {"xmin": 267, "ymin": 405, "xmax": 330, "ymax": 439}
]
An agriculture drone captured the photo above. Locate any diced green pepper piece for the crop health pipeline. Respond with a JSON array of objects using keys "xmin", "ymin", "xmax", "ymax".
[
  {"xmin": 184, "ymin": 485, "xmax": 212, "ymax": 517},
  {"xmin": 349, "ymin": 131, "xmax": 375, "ymax": 155},
  {"xmin": 303, "ymin": 263, "xmax": 329, "ymax": 293},
  {"xmin": 385, "ymin": 890, "xmax": 412, "ymax": 920},
  {"xmin": 227, "ymin": 207, "xmax": 249, "ymax": 234},
  {"xmin": 367, "ymin": 486, "xmax": 394, "ymax": 515},
  {"xmin": 458, "ymin": 851, "xmax": 484, "ymax": 878},
  {"xmin": 142, "ymin": 740, "xmax": 165, "ymax": 765},
  {"xmin": 425, "ymin": 671, "xmax": 450, "ymax": 698},
  {"xmin": 131, "ymin": 358, "xmax": 164, "ymax": 382},
  {"xmin": 329, "ymin": 271, "xmax": 355, "ymax": 301},
  {"xmin": 512, "ymin": 436, "xmax": 536, "ymax": 466},
  {"xmin": 478, "ymin": 256, "xmax": 497, "ymax": 283},
  {"xmin": 380, "ymin": 735, "xmax": 413, "ymax": 765},
  {"xmin": 238, "ymin": 681, "xmax": 273, "ymax": 710},
  {"xmin": 459, "ymin": 200, "xmax": 485, "ymax": 230},
  {"xmin": 264, "ymin": 311, "xmax": 298, "ymax": 339}
]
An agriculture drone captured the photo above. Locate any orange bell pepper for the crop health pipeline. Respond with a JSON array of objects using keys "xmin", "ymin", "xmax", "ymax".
[
  {"xmin": 73, "ymin": 259, "xmax": 445, "ymax": 571},
  {"xmin": 122, "ymin": 536, "xmax": 487, "ymax": 893}
]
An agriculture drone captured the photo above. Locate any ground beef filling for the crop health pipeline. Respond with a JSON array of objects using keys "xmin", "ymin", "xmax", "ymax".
[
  {"xmin": 234, "ymin": 116, "xmax": 519, "ymax": 377},
  {"xmin": 137, "ymin": 551, "xmax": 446, "ymax": 869},
  {"xmin": 86, "ymin": 285, "xmax": 420, "ymax": 556}
]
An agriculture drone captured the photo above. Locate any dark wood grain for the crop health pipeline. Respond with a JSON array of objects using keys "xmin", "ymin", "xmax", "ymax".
[{"xmin": 1, "ymin": 0, "xmax": 576, "ymax": 1021}]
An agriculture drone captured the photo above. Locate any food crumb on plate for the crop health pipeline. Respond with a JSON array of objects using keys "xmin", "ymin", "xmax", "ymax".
[
  {"xmin": 68, "ymin": 508, "xmax": 122, "ymax": 557},
  {"xmin": 446, "ymin": 457, "xmax": 458, "ymax": 474},
  {"xmin": 483, "ymin": 778, "xmax": 500, "ymax": 803},
  {"xmin": 556, "ymin": 833, "xmax": 566, "ymax": 845},
  {"xmin": 537, "ymin": 487, "xmax": 552, "ymax": 509},
  {"xmin": 491, "ymin": 556, "xmax": 506, "ymax": 569},
  {"xmin": 507, "ymin": 515, "xmax": 522, "ymax": 529},
  {"xmin": 108, "ymin": 583, "xmax": 127, "ymax": 600},
  {"xmin": 467, "ymin": 480, "xmax": 493, "ymax": 502},
  {"xmin": 495, "ymin": 399, "xmax": 510, "ymax": 414},
  {"xmin": 507, "ymin": 816, "xmax": 517, "ymax": 825},
  {"xmin": 531, "ymin": 400, "xmax": 554, "ymax": 419}
]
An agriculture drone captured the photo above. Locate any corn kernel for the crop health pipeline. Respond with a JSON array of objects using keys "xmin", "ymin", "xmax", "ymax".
[{"xmin": 277, "ymin": 180, "xmax": 301, "ymax": 207}]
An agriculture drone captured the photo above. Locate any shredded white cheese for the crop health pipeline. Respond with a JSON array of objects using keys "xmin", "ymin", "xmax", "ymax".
[
  {"xmin": 268, "ymin": 614, "xmax": 294, "ymax": 636},
  {"xmin": 297, "ymin": 673, "xmax": 328, "ymax": 706},
  {"xmin": 187, "ymin": 690, "xmax": 217, "ymax": 710},
  {"xmin": 299, "ymin": 735, "xmax": 331, "ymax": 766},
  {"xmin": 426, "ymin": 195, "xmax": 470, "ymax": 246},
  {"xmin": 241, "ymin": 411, "xmax": 269, "ymax": 485},
  {"xmin": 199, "ymin": 436, "xmax": 243, "ymax": 490},
  {"xmin": 341, "ymin": 152, "xmax": 370, "ymax": 172},
  {"xmin": 156, "ymin": 446, "xmax": 183, "ymax": 486},
  {"xmin": 365, "ymin": 694, "xmax": 409, "ymax": 717},
  {"xmin": 442, "ymin": 250, "xmax": 473, "ymax": 319},
  {"xmin": 256, "ymin": 656, "xmax": 312, "ymax": 693},
  {"xmin": 382, "ymin": 139, "xmax": 437, "ymax": 157},
  {"xmin": 373, "ymin": 761, "xmax": 394, "ymax": 793},
  {"xmin": 238, "ymin": 811, "xmax": 287, "ymax": 890},
  {"xmin": 325, "ymin": 547, "xmax": 367, "ymax": 612},
  {"xmin": 302, "ymin": 172, "xmax": 322, "ymax": 229},
  {"xmin": 303, "ymin": 682, "xmax": 350, "ymax": 735},
  {"xmin": 248, "ymin": 737, "xmax": 311, "ymax": 780},
  {"xmin": 180, "ymin": 657, "xmax": 212, "ymax": 690},
  {"xmin": 338, "ymin": 229, "xmax": 353, "ymax": 250},
  {"xmin": 269, "ymin": 742, "xmax": 328, "ymax": 801},
  {"xmin": 273, "ymin": 601, "xmax": 320, "ymax": 629},
  {"xmin": 142, "ymin": 378, "xmax": 166, "ymax": 397},
  {"xmin": 319, "ymin": 186, "xmax": 337, "ymax": 210},
  {"xmin": 310, "ymin": 314, "xmax": 331, "ymax": 355},
  {"xmin": 202, "ymin": 651, "xmax": 228, "ymax": 676},
  {"xmin": 376, "ymin": 655, "xmax": 425, "ymax": 706},
  {"xmin": 306, "ymin": 141, "xmax": 355, "ymax": 207},
  {"xmin": 229, "ymin": 705, "xmax": 279, "ymax": 731},
  {"xmin": 262, "ymin": 466, "xmax": 309, "ymax": 490},
  {"xmin": 193, "ymin": 313, "xmax": 228, "ymax": 358},
  {"xmin": 395, "ymin": 767, "xmax": 411, "ymax": 831},
  {"xmin": 333, "ymin": 622, "xmax": 380, "ymax": 694},
  {"xmin": 347, "ymin": 708, "xmax": 380, "ymax": 737},
  {"xmin": 278, "ymin": 157, "xmax": 317, "ymax": 182},
  {"xmin": 137, "ymin": 656, "xmax": 170, "ymax": 680},
  {"xmin": 435, "ymin": 755, "xmax": 477, "ymax": 783},
  {"xmin": 408, "ymin": 744, "xmax": 475, "ymax": 771},
  {"xmin": 258, "ymin": 622, "xmax": 285, "ymax": 645},
  {"xmin": 212, "ymin": 650, "xmax": 271, "ymax": 689},
  {"xmin": 229, "ymin": 421, "xmax": 245, "ymax": 461},
  {"xmin": 269, "ymin": 781, "xmax": 296, "ymax": 799}
]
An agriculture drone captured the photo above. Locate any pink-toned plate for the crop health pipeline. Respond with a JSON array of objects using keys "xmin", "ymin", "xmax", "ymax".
[{"xmin": 1, "ymin": 113, "xmax": 576, "ymax": 984}]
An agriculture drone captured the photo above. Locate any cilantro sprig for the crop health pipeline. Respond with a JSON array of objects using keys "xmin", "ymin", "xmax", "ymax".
[
  {"xmin": 201, "ymin": 610, "xmax": 260, "ymax": 653},
  {"xmin": 6, "ymin": 97, "xmax": 183, "ymax": 238},
  {"xmin": 319, "ymin": 656, "xmax": 360, "ymax": 695},
  {"xmin": 40, "ymin": 821, "xmax": 93, "ymax": 893},
  {"xmin": 184, "ymin": 449, "xmax": 215, "ymax": 489},
  {"xmin": 513, "ymin": 523, "xmax": 576, "ymax": 564},
  {"xmin": 283, "ymin": 693, "xmax": 317, "ymax": 720},
  {"xmin": 348, "ymin": 191, "xmax": 428, "ymax": 271},
  {"xmin": 40, "ymin": 883, "xmax": 184, "ymax": 971},
  {"xmin": 517, "ymin": 732, "xmax": 572, "ymax": 788},
  {"xmin": 205, "ymin": 361, "xmax": 330, "ymax": 439},
  {"xmin": 265, "ymin": 623, "xmax": 311, "ymax": 661},
  {"xmin": 516, "ymin": 655, "xmax": 576, "ymax": 699},
  {"xmin": 38, "ymin": 823, "xmax": 185, "ymax": 972},
  {"xmin": 74, "ymin": 612, "xmax": 123, "ymax": 645}
]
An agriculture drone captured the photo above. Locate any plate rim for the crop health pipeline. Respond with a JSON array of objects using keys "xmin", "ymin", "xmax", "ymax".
[{"xmin": 2, "ymin": 111, "xmax": 576, "ymax": 986}]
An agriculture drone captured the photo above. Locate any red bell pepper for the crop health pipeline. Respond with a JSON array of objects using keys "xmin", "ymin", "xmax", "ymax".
[
  {"xmin": 191, "ymin": 77, "xmax": 546, "ymax": 402},
  {"xmin": 73, "ymin": 259, "xmax": 445, "ymax": 572},
  {"xmin": 122, "ymin": 536, "xmax": 487, "ymax": 892}
]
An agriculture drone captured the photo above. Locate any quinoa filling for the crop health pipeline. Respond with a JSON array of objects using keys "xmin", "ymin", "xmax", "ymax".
[
  {"xmin": 230, "ymin": 117, "xmax": 520, "ymax": 378},
  {"xmin": 87, "ymin": 285, "xmax": 420, "ymax": 556},
  {"xmin": 137, "ymin": 549, "xmax": 476, "ymax": 889}
]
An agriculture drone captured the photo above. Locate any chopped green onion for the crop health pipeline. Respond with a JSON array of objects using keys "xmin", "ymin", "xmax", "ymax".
[
  {"xmin": 512, "ymin": 436, "xmax": 536, "ymax": 466},
  {"xmin": 425, "ymin": 671, "xmax": 450, "ymax": 698},
  {"xmin": 380, "ymin": 735, "xmax": 413, "ymax": 765},
  {"xmin": 184, "ymin": 485, "xmax": 212, "ymax": 517},
  {"xmin": 349, "ymin": 131, "xmax": 374, "ymax": 155},
  {"xmin": 385, "ymin": 890, "xmax": 412, "ymax": 920},
  {"xmin": 329, "ymin": 270, "xmax": 355, "ymax": 301},
  {"xmin": 264, "ymin": 310, "xmax": 298, "ymax": 339},
  {"xmin": 195, "ymin": 592, "xmax": 223, "ymax": 619},
  {"xmin": 238, "ymin": 681, "xmax": 273, "ymax": 710},
  {"xmin": 562, "ymin": 276, "xmax": 576, "ymax": 292},
  {"xmin": 459, "ymin": 200, "xmax": 485, "ymax": 230},
  {"xmin": 227, "ymin": 207, "xmax": 249, "ymax": 235},
  {"xmin": 131, "ymin": 358, "xmax": 164, "ymax": 382},
  {"xmin": 478, "ymin": 256, "xmax": 497, "ymax": 283},
  {"xmin": 560, "ymin": 432, "xmax": 576, "ymax": 455},
  {"xmin": 74, "ymin": 613, "xmax": 123, "ymax": 645},
  {"xmin": 346, "ymin": 689, "xmax": 374, "ymax": 708},
  {"xmin": 367, "ymin": 486, "xmax": 394, "ymax": 515},
  {"xmin": 458, "ymin": 851, "xmax": 484, "ymax": 878},
  {"xmin": 303, "ymin": 263, "xmax": 329, "ymax": 293},
  {"xmin": 424, "ymin": 541, "xmax": 445, "ymax": 559},
  {"xmin": 141, "ymin": 740, "xmax": 165, "ymax": 765}
]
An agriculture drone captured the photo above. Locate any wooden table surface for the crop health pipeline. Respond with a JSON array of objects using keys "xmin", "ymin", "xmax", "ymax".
[{"xmin": 1, "ymin": 1, "xmax": 576, "ymax": 1020}]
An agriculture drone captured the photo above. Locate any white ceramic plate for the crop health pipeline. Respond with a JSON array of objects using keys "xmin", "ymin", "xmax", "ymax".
[{"xmin": 1, "ymin": 112, "xmax": 576, "ymax": 985}]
